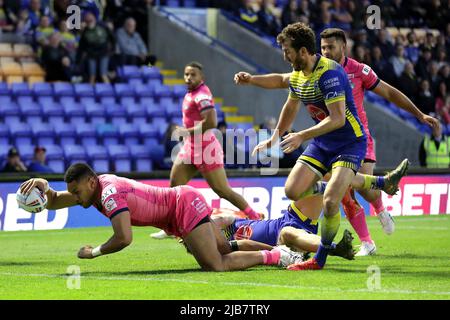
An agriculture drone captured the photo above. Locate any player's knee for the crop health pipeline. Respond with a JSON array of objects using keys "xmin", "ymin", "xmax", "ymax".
[
  {"xmin": 284, "ymin": 186, "xmax": 299, "ymax": 201},
  {"xmin": 323, "ymin": 196, "xmax": 340, "ymax": 215},
  {"xmin": 201, "ymin": 261, "xmax": 225, "ymax": 272},
  {"xmin": 279, "ymin": 228, "xmax": 295, "ymax": 246}
]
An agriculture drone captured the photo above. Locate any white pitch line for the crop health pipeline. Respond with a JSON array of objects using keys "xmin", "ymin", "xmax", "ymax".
[{"xmin": 0, "ymin": 272, "xmax": 449, "ymax": 297}]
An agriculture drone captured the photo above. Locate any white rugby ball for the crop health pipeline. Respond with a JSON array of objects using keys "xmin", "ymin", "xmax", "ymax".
[{"xmin": 16, "ymin": 187, "xmax": 48, "ymax": 213}]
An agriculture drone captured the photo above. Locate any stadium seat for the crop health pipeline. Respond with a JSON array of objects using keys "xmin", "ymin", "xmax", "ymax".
[
  {"xmin": 129, "ymin": 144, "xmax": 153, "ymax": 172},
  {"xmin": 64, "ymin": 101, "xmax": 86, "ymax": 126},
  {"xmin": 119, "ymin": 123, "xmax": 140, "ymax": 145},
  {"xmin": 85, "ymin": 144, "xmax": 109, "ymax": 172},
  {"xmin": 167, "ymin": 0, "xmax": 180, "ymax": 8},
  {"xmin": 32, "ymin": 123, "xmax": 56, "ymax": 146},
  {"xmin": 54, "ymin": 122, "xmax": 76, "ymax": 145},
  {"xmin": 0, "ymin": 124, "xmax": 9, "ymax": 145},
  {"xmin": 41, "ymin": 102, "xmax": 65, "ymax": 125},
  {"xmin": 94, "ymin": 83, "xmax": 115, "ymax": 97},
  {"xmin": 126, "ymin": 103, "xmax": 147, "ymax": 125},
  {"xmin": 100, "ymin": 96, "xmax": 116, "ymax": 106},
  {"xmin": 64, "ymin": 144, "xmax": 87, "ymax": 166},
  {"xmin": 0, "ymin": 82, "xmax": 10, "ymax": 95},
  {"xmin": 76, "ymin": 123, "xmax": 97, "ymax": 146},
  {"xmin": 44, "ymin": 144, "xmax": 65, "ymax": 173},
  {"xmin": 134, "ymin": 83, "xmax": 154, "ymax": 98},
  {"xmin": 85, "ymin": 103, "xmax": 107, "ymax": 125},
  {"xmin": 11, "ymin": 82, "xmax": 32, "ymax": 96},
  {"xmin": 74, "ymin": 83, "xmax": 95, "ymax": 97},
  {"xmin": 184, "ymin": 0, "xmax": 196, "ymax": 7},
  {"xmin": 1, "ymin": 100, "xmax": 21, "ymax": 123},
  {"xmin": 1, "ymin": 62, "xmax": 23, "ymax": 77},
  {"xmin": 145, "ymin": 138, "xmax": 165, "ymax": 164},
  {"xmin": 107, "ymin": 145, "xmax": 131, "ymax": 172},
  {"xmin": 128, "ymin": 78, "xmax": 145, "ymax": 86},
  {"xmin": 119, "ymin": 65, "xmax": 141, "ymax": 80},
  {"xmin": 13, "ymin": 44, "xmax": 34, "ymax": 58},
  {"xmin": 146, "ymin": 103, "xmax": 166, "ymax": 119},
  {"xmin": 6, "ymin": 75, "xmax": 24, "ymax": 84},
  {"xmin": 97, "ymin": 123, "xmax": 119, "ymax": 145},
  {"xmin": 105, "ymin": 103, "xmax": 127, "ymax": 126},
  {"xmin": 18, "ymin": 144, "xmax": 35, "ymax": 162},
  {"xmin": 152, "ymin": 117, "xmax": 169, "ymax": 137},
  {"xmin": 170, "ymin": 117, "xmax": 183, "ymax": 126},
  {"xmin": 32, "ymin": 82, "xmax": 53, "ymax": 97},
  {"xmin": 10, "ymin": 122, "xmax": 32, "ymax": 145},
  {"xmin": 119, "ymin": 97, "xmax": 136, "ymax": 106},
  {"xmin": 172, "ymin": 84, "xmax": 186, "ymax": 98},
  {"xmin": 21, "ymin": 62, "xmax": 45, "ymax": 77},
  {"xmin": 139, "ymin": 123, "xmax": 159, "ymax": 144},
  {"xmin": 153, "ymin": 84, "xmax": 172, "ymax": 99},
  {"xmin": 53, "ymin": 82, "xmax": 74, "ymax": 97},
  {"xmin": 142, "ymin": 66, "xmax": 162, "ymax": 81},
  {"xmin": 19, "ymin": 100, "xmax": 42, "ymax": 124},
  {"xmin": 0, "ymin": 143, "xmax": 11, "ymax": 165},
  {"xmin": 114, "ymin": 83, "xmax": 135, "ymax": 97}
]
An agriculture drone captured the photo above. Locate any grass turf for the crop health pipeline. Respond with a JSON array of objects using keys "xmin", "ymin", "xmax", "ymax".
[{"xmin": 0, "ymin": 215, "xmax": 449, "ymax": 300}]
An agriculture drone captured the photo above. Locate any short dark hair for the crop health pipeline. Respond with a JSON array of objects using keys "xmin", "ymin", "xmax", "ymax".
[
  {"xmin": 185, "ymin": 61, "xmax": 203, "ymax": 71},
  {"xmin": 64, "ymin": 163, "xmax": 97, "ymax": 183},
  {"xmin": 276, "ymin": 22, "xmax": 316, "ymax": 54},
  {"xmin": 320, "ymin": 28, "xmax": 347, "ymax": 44}
]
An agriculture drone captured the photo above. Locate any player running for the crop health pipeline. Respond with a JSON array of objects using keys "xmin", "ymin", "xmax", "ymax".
[
  {"xmin": 151, "ymin": 61, "xmax": 261, "ymax": 239},
  {"xmin": 19, "ymin": 163, "xmax": 303, "ymax": 271},
  {"xmin": 235, "ymin": 27, "xmax": 437, "ymax": 256},
  {"xmin": 238, "ymin": 23, "xmax": 409, "ymax": 270}
]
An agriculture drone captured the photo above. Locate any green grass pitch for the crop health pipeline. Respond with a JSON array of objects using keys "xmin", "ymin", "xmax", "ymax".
[{"xmin": 0, "ymin": 215, "xmax": 449, "ymax": 300}]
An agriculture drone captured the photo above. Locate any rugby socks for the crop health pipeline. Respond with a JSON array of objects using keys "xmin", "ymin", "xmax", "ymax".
[
  {"xmin": 362, "ymin": 175, "xmax": 385, "ymax": 190},
  {"xmin": 348, "ymin": 208, "xmax": 373, "ymax": 243},
  {"xmin": 244, "ymin": 206, "xmax": 260, "ymax": 220},
  {"xmin": 261, "ymin": 249, "xmax": 281, "ymax": 265},
  {"xmin": 315, "ymin": 212, "xmax": 341, "ymax": 267},
  {"xmin": 371, "ymin": 196, "xmax": 386, "ymax": 215}
]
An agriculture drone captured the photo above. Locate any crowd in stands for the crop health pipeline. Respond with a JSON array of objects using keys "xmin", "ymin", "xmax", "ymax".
[{"xmin": 0, "ymin": 0, "xmax": 157, "ymax": 84}]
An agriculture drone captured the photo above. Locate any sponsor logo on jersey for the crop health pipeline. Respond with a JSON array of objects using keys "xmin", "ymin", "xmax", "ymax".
[
  {"xmin": 101, "ymin": 186, "xmax": 117, "ymax": 203},
  {"xmin": 307, "ymin": 104, "xmax": 327, "ymax": 121},
  {"xmin": 104, "ymin": 198, "xmax": 117, "ymax": 213}
]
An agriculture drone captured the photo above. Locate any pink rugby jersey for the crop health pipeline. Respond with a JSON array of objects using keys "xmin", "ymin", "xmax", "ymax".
[
  {"xmin": 95, "ymin": 174, "xmax": 179, "ymax": 231},
  {"xmin": 182, "ymin": 82, "xmax": 217, "ymax": 143},
  {"xmin": 342, "ymin": 57, "xmax": 380, "ymax": 136}
]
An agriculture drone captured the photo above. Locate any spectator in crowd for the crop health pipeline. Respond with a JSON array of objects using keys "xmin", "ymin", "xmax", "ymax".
[
  {"xmin": 314, "ymin": 7, "xmax": 333, "ymax": 43},
  {"xmin": 397, "ymin": 61, "xmax": 418, "ymax": 102},
  {"xmin": 28, "ymin": 0, "xmax": 51, "ymax": 30},
  {"xmin": 419, "ymin": 32, "xmax": 436, "ymax": 53},
  {"xmin": 0, "ymin": 0, "xmax": 16, "ymax": 33},
  {"xmin": 239, "ymin": 0, "xmax": 259, "ymax": 27},
  {"xmin": 352, "ymin": 29, "xmax": 370, "ymax": 49},
  {"xmin": 281, "ymin": 0, "xmax": 304, "ymax": 28},
  {"xmin": 417, "ymin": 79, "xmax": 436, "ymax": 115},
  {"xmin": 116, "ymin": 17, "xmax": 156, "ymax": 66},
  {"xmin": 389, "ymin": 44, "xmax": 408, "ymax": 77},
  {"xmin": 347, "ymin": 0, "xmax": 365, "ymax": 30},
  {"xmin": 53, "ymin": 0, "xmax": 71, "ymax": 21},
  {"xmin": 2, "ymin": 147, "xmax": 27, "ymax": 173},
  {"xmin": 329, "ymin": 0, "xmax": 352, "ymax": 31},
  {"xmin": 415, "ymin": 47, "xmax": 434, "ymax": 81},
  {"xmin": 374, "ymin": 29, "xmax": 395, "ymax": 58},
  {"xmin": 419, "ymin": 122, "xmax": 450, "ymax": 168},
  {"xmin": 404, "ymin": 31, "xmax": 419, "ymax": 64},
  {"xmin": 435, "ymin": 81, "xmax": 450, "ymax": 124},
  {"xmin": 27, "ymin": 146, "xmax": 54, "ymax": 173},
  {"xmin": 41, "ymin": 32, "xmax": 72, "ymax": 81},
  {"xmin": 428, "ymin": 61, "xmax": 442, "ymax": 94},
  {"xmin": 436, "ymin": 49, "xmax": 447, "ymax": 70},
  {"xmin": 76, "ymin": 11, "xmax": 115, "ymax": 84},
  {"xmin": 257, "ymin": 0, "xmax": 281, "ymax": 36},
  {"xmin": 58, "ymin": 20, "xmax": 78, "ymax": 60},
  {"xmin": 15, "ymin": 9, "xmax": 34, "ymax": 42},
  {"xmin": 35, "ymin": 15, "xmax": 55, "ymax": 48},
  {"xmin": 386, "ymin": 0, "xmax": 410, "ymax": 27},
  {"xmin": 371, "ymin": 45, "xmax": 396, "ymax": 85},
  {"xmin": 439, "ymin": 64, "xmax": 449, "ymax": 89}
]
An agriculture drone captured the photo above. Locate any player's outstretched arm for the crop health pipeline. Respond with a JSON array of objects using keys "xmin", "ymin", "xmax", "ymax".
[
  {"xmin": 78, "ymin": 211, "xmax": 132, "ymax": 259},
  {"xmin": 234, "ymin": 71, "xmax": 291, "ymax": 89},
  {"xmin": 20, "ymin": 178, "xmax": 78, "ymax": 210},
  {"xmin": 372, "ymin": 80, "xmax": 440, "ymax": 129}
]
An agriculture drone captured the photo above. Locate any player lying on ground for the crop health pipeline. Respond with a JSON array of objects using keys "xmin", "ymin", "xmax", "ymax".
[
  {"xmin": 209, "ymin": 204, "xmax": 355, "ymax": 260},
  {"xmin": 19, "ymin": 163, "xmax": 303, "ymax": 271}
]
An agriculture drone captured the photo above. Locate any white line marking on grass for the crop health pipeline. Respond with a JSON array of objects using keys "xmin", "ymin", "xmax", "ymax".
[
  {"xmin": 367, "ymin": 217, "xmax": 449, "ymax": 223},
  {"xmin": 1, "ymin": 272, "xmax": 449, "ymax": 296},
  {"xmin": 394, "ymin": 226, "xmax": 449, "ymax": 230}
]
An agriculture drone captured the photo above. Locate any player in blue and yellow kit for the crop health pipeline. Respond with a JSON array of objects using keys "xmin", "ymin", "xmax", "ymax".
[{"xmin": 252, "ymin": 23, "xmax": 409, "ymax": 270}]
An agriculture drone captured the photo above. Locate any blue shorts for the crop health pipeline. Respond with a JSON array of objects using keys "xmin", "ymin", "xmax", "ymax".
[
  {"xmin": 224, "ymin": 204, "xmax": 318, "ymax": 246},
  {"xmin": 298, "ymin": 139, "xmax": 366, "ymax": 177}
]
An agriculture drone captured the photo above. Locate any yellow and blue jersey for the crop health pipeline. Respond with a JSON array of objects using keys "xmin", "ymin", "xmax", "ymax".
[{"xmin": 289, "ymin": 54, "xmax": 366, "ymax": 152}]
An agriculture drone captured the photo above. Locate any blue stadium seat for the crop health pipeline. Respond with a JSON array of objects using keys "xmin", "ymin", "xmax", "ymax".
[
  {"xmin": 140, "ymin": 97, "xmax": 157, "ymax": 107},
  {"xmin": 152, "ymin": 117, "xmax": 169, "ymax": 137},
  {"xmin": 11, "ymin": 82, "xmax": 32, "ymax": 96},
  {"xmin": 170, "ymin": 116, "xmax": 183, "ymax": 126},
  {"xmin": 99, "ymin": 96, "xmax": 116, "ymax": 106},
  {"xmin": 31, "ymin": 122, "xmax": 55, "ymax": 145},
  {"xmin": 63, "ymin": 144, "xmax": 87, "ymax": 166},
  {"xmin": 18, "ymin": 144, "xmax": 35, "ymax": 162},
  {"xmin": 41, "ymin": 102, "xmax": 65, "ymax": 125},
  {"xmin": 85, "ymin": 144, "xmax": 109, "ymax": 172},
  {"xmin": 145, "ymin": 138, "xmax": 165, "ymax": 163},
  {"xmin": 53, "ymin": 82, "xmax": 74, "ymax": 97},
  {"xmin": 1, "ymin": 101, "xmax": 21, "ymax": 124},
  {"xmin": 76, "ymin": 123, "xmax": 97, "ymax": 146},
  {"xmin": 19, "ymin": 100, "xmax": 42, "ymax": 124},
  {"xmin": 0, "ymin": 124, "xmax": 9, "ymax": 145},
  {"xmin": 126, "ymin": 103, "xmax": 147, "ymax": 125},
  {"xmin": 119, "ymin": 97, "xmax": 137, "ymax": 106},
  {"xmin": 105, "ymin": 103, "xmax": 127, "ymax": 125},
  {"xmin": 37, "ymin": 96, "xmax": 55, "ymax": 106},
  {"xmin": 128, "ymin": 78, "xmax": 145, "ymax": 86},
  {"xmin": 153, "ymin": 84, "xmax": 172, "ymax": 99},
  {"xmin": 142, "ymin": 66, "xmax": 162, "ymax": 81},
  {"xmin": 64, "ymin": 102, "xmax": 86, "ymax": 126},
  {"xmin": 166, "ymin": 0, "xmax": 180, "ymax": 7},
  {"xmin": 0, "ymin": 95, "xmax": 12, "ymax": 104},
  {"xmin": 129, "ymin": 145, "xmax": 153, "ymax": 172},
  {"xmin": 60, "ymin": 96, "xmax": 76, "ymax": 105},
  {"xmin": 74, "ymin": 83, "xmax": 95, "ymax": 97},
  {"xmin": 97, "ymin": 123, "xmax": 119, "ymax": 145},
  {"xmin": 85, "ymin": 103, "xmax": 107, "ymax": 125},
  {"xmin": 0, "ymin": 143, "xmax": 11, "ymax": 165},
  {"xmin": 54, "ymin": 122, "xmax": 76, "ymax": 145},
  {"xmin": 119, "ymin": 123, "xmax": 140, "ymax": 145},
  {"xmin": 107, "ymin": 145, "xmax": 131, "ymax": 172},
  {"xmin": 0, "ymin": 82, "xmax": 9, "ymax": 95},
  {"xmin": 184, "ymin": 0, "xmax": 196, "ymax": 7},
  {"xmin": 172, "ymin": 84, "xmax": 186, "ymax": 98},
  {"xmin": 146, "ymin": 103, "xmax": 166, "ymax": 119},
  {"xmin": 139, "ymin": 123, "xmax": 159, "ymax": 144},
  {"xmin": 79, "ymin": 96, "xmax": 96, "ymax": 106},
  {"xmin": 119, "ymin": 65, "xmax": 141, "ymax": 80},
  {"xmin": 10, "ymin": 122, "xmax": 32, "ymax": 145},
  {"xmin": 32, "ymin": 82, "xmax": 53, "ymax": 97},
  {"xmin": 114, "ymin": 83, "xmax": 135, "ymax": 97},
  {"xmin": 94, "ymin": 83, "xmax": 115, "ymax": 97},
  {"xmin": 134, "ymin": 83, "xmax": 154, "ymax": 98},
  {"xmin": 44, "ymin": 144, "xmax": 65, "ymax": 173}
]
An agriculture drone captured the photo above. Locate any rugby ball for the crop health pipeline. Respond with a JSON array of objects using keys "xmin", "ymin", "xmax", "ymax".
[{"xmin": 16, "ymin": 187, "xmax": 48, "ymax": 213}]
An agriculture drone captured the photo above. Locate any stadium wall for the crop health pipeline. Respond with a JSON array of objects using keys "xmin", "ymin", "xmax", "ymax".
[{"xmin": 1, "ymin": 173, "xmax": 449, "ymax": 231}]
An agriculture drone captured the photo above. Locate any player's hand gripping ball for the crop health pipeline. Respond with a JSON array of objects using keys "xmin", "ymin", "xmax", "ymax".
[{"xmin": 16, "ymin": 187, "xmax": 48, "ymax": 213}]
